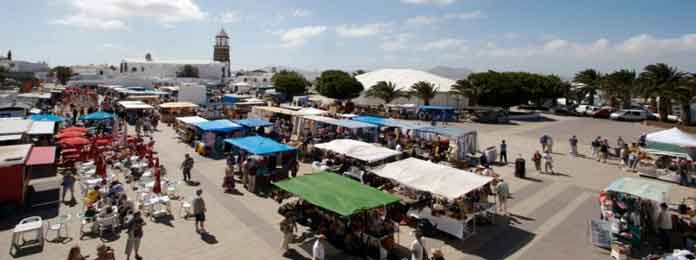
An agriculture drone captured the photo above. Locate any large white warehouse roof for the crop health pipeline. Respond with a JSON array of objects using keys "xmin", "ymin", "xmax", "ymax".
[{"xmin": 356, "ymin": 68, "xmax": 457, "ymax": 92}]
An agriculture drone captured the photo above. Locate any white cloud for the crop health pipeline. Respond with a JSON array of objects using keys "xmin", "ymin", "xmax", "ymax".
[
  {"xmin": 405, "ymin": 11, "xmax": 484, "ymax": 26},
  {"xmin": 381, "ymin": 33, "xmax": 412, "ymax": 51},
  {"xmin": 50, "ymin": 14, "xmax": 128, "ymax": 30},
  {"xmin": 400, "ymin": 0, "xmax": 457, "ymax": 5},
  {"xmin": 221, "ymin": 11, "xmax": 242, "ymax": 24},
  {"xmin": 52, "ymin": 0, "xmax": 206, "ymax": 30},
  {"xmin": 278, "ymin": 26, "xmax": 327, "ymax": 48},
  {"xmin": 422, "ymin": 38, "xmax": 467, "ymax": 51},
  {"xmin": 291, "ymin": 9, "xmax": 312, "ymax": 17},
  {"xmin": 336, "ymin": 23, "xmax": 392, "ymax": 38}
]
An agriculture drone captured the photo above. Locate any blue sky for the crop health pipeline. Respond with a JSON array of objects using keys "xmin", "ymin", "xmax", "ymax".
[{"xmin": 1, "ymin": 0, "xmax": 695, "ymax": 76}]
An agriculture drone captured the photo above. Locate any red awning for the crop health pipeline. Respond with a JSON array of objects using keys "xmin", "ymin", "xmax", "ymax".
[
  {"xmin": 59, "ymin": 137, "xmax": 90, "ymax": 146},
  {"xmin": 26, "ymin": 146, "xmax": 56, "ymax": 166},
  {"xmin": 60, "ymin": 127, "xmax": 88, "ymax": 133},
  {"xmin": 56, "ymin": 131, "xmax": 86, "ymax": 139}
]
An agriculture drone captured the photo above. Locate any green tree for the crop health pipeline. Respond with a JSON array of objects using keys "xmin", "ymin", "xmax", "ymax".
[
  {"xmin": 271, "ymin": 70, "xmax": 308, "ymax": 99},
  {"xmin": 410, "ymin": 81, "xmax": 438, "ymax": 105},
  {"xmin": 573, "ymin": 69, "xmax": 603, "ymax": 106},
  {"xmin": 450, "ymin": 78, "xmax": 482, "ymax": 107},
  {"xmin": 670, "ymin": 76, "xmax": 696, "ymax": 125},
  {"xmin": 177, "ymin": 64, "xmax": 199, "ymax": 78},
  {"xmin": 638, "ymin": 63, "xmax": 689, "ymax": 122},
  {"xmin": 51, "ymin": 66, "xmax": 73, "ymax": 85},
  {"xmin": 602, "ymin": 70, "xmax": 637, "ymax": 109},
  {"xmin": 315, "ymin": 70, "xmax": 364, "ymax": 100},
  {"xmin": 365, "ymin": 81, "xmax": 407, "ymax": 104}
]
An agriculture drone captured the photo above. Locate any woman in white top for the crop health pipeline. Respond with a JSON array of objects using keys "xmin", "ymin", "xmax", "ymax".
[{"xmin": 312, "ymin": 234, "xmax": 326, "ymax": 260}]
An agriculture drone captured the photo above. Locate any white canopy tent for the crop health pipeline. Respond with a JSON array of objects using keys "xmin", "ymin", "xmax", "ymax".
[
  {"xmin": 118, "ymin": 101, "xmax": 154, "ymax": 110},
  {"xmin": 372, "ymin": 158, "xmax": 494, "ymax": 200},
  {"xmin": 176, "ymin": 116, "xmax": 209, "ymax": 126},
  {"xmin": 27, "ymin": 121, "xmax": 55, "ymax": 135},
  {"xmin": 314, "ymin": 139, "xmax": 401, "ymax": 163},
  {"xmin": 645, "ymin": 127, "xmax": 696, "ymax": 159}
]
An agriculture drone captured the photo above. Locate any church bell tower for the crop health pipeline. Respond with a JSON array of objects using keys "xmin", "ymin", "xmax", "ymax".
[{"xmin": 213, "ymin": 28, "xmax": 231, "ymax": 78}]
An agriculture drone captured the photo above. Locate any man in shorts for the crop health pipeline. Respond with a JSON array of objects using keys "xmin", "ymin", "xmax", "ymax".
[{"xmin": 192, "ymin": 189, "xmax": 207, "ymax": 233}]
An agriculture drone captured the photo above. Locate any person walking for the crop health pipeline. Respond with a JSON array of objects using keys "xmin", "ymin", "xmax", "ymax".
[
  {"xmin": 495, "ymin": 178, "xmax": 510, "ymax": 215},
  {"xmin": 600, "ymin": 139, "xmax": 609, "ymax": 163},
  {"xmin": 569, "ymin": 135, "xmax": 578, "ymax": 156},
  {"xmin": 539, "ymin": 134, "xmax": 548, "ymax": 152},
  {"xmin": 616, "ymin": 137, "xmax": 625, "ymax": 158},
  {"xmin": 499, "ymin": 140, "xmax": 508, "ymax": 164},
  {"xmin": 62, "ymin": 169, "xmax": 77, "ymax": 203},
  {"xmin": 135, "ymin": 117, "xmax": 143, "ymax": 137},
  {"xmin": 655, "ymin": 203, "xmax": 672, "ymax": 251},
  {"xmin": 180, "ymin": 154, "xmax": 194, "ymax": 182},
  {"xmin": 410, "ymin": 231, "xmax": 427, "ymax": 260},
  {"xmin": 591, "ymin": 136, "xmax": 600, "ymax": 159},
  {"xmin": 312, "ymin": 234, "xmax": 326, "ymax": 260},
  {"xmin": 532, "ymin": 150, "xmax": 542, "ymax": 173},
  {"xmin": 192, "ymin": 189, "xmax": 207, "ymax": 233},
  {"xmin": 543, "ymin": 151, "xmax": 554, "ymax": 174},
  {"xmin": 280, "ymin": 216, "xmax": 297, "ymax": 256},
  {"xmin": 125, "ymin": 211, "xmax": 145, "ymax": 260},
  {"xmin": 546, "ymin": 135, "xmax": 554, "ymax": 153},
  {"xmin": 678, "ymin": 158, "xmax": 690, "ymax": 186}
]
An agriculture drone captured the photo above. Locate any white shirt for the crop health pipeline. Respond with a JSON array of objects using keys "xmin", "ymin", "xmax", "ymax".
[
  {"xmin": 396, "ymin": 144, "xmax": 403, "ymax": 152},
  {"xmin": 313, "ymin": 240, "xmax": 325, "ymax": 260},
  {"xmin": 410, "ymin": 239, "xmax": 424, "ymax": 260},
  {"xmin": 543, "ymin": 153, "xmax": 552, "ymax": 162},
  {"xmin": 657, "ymin": 209, "xmax": 672, "ymax": 230}
]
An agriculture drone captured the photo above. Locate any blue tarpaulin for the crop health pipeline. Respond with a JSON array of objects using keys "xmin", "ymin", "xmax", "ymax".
[
  {"xmin": 352, "ymin": 116, "xmax": 424, "ymax": 130},
  {"xmin": 415, "ymin": 126, "xmax": 474, "ymax": 137},
  {"xmin": 195, "ymin": 119, "xmax": 241, "ymax": 133},
  {"xmin": 81, "ymin": 111, "xmax": 114, "ymax": 121},
  {"xmin": 234, "ymin": 118, "xmax": 273, "ymax": 128},
  {"xmin": 418, "ymin": 105, "xmax": 455, "ymax": 121},
  {"xmin": 605, "ymin": 177, "xmax": 671, "ymax": 202},
  {"xmin": 224, "ymin": 136, "xmax": 296, "ymax": 155},
  {"xmin": 30, "ymin": 114, "xmax": 65, "ymax": 122}
]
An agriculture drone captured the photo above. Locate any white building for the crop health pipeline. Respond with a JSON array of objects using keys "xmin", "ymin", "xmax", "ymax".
[
  {"xmin": 119, "ymin": 58, "xmax": 228, "ymax": 80},
  {"xmin": 0, "ymin": 60, "xmax": 49, "ymax": 73},
  {"xmin": 354, "ymin": 68, "xmax": 466, "ymax": 108}
]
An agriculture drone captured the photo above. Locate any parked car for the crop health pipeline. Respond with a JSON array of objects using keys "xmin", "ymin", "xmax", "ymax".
[
  {"xmin": 610, "ymin": 109, "xmax": 649, "ymax": 121},
  {"xmin": 592, "ymin": 107, "xmax": 616, "ymax": 118},
  {"xmin": 584, "ymin": 106, "xmax": 600, "ymax": 116},
  {"xmin": 575, "ymin": 105, "xmax": 592, "ymax": 115}
]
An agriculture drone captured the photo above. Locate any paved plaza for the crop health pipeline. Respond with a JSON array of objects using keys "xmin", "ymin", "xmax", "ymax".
[{"xmin": 1, "ymin": 114, "xmax": 693, "ymax": 260}]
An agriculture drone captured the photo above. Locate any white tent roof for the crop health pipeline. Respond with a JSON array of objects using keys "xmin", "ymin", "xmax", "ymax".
[
  {"xmin": 646, "ymin": 127, "xmax": 696, "ymax": 147},
  {"xmin": 297, "ymin": 107, "xmax": 328, "ymax": 116},
  {"xmin": 372, "ymin": 158, "xmax": 494, "ymax": 200},
  {"xmin": 303, "ymin": 115, "xmax": 376, "ymax": 129},
  {"xmin": 118, "ymin": 101, "xmax": 154, "ymax": 110},
  {"xmin": 0, "ymin": 119, "xmax": 32, "ymax": 135},
  {"xmin": 356, "ymin": 68, "xmax": 457, "ymax": 92},
  {"xmin": 28, "ymin": 121, "xmax": 55, "ymax": 135},
  {"xmin": 176, "ymin": 116, "xmax": 208, "ymax": 125},
  {"xmin": 314, "ymin": 139, "xmax": 401, "ymax": 163},
  {"xmin": 0, "ymin": 144, "xmax": 32, "ymax": 167}
]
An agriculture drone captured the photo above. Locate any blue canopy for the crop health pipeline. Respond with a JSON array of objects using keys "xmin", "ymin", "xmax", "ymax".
[
  {"xmin": 419, "ymin": 105, "xmax": 455, "ymax": 111},
  {"xmin": 352, "ymin": 116, "xmax": 424, "ymax": 130},
  {"xmin": 233, "ymin": 118, "xmax": 273, "ymax": 128},
  {"xmin": 224, "ymin": 136, "xmax": 296, "ymax": 155},
  {"xmin": 81, "ymin": 111, "xmax": 114, "ymax": 121},
  {"xmin": 415, "ymin": 126, "xmax": 475, "ymax": 137},
  {"xmin": 30, "ymin": 114, "xmax": 65, "ymax": 122},
  {"xmin": 195, "ymin": 119, "xmax": 242, "ymax": 133}
]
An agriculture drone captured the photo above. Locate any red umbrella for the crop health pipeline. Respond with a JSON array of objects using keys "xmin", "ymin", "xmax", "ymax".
[
  {"xmin": 152, "ymin": 158, "xmax": 162, "ymax": 194},
  {"xmin": 56, "ymin": 131, "xmax": 86, "ymax": 139},
  {"xmin": 59, "ymin": 137, "xmax": 91, "ymax": 146},
  {"xmin": 60, "ymin": 127, "xmax": 88, "ymax": 133}
]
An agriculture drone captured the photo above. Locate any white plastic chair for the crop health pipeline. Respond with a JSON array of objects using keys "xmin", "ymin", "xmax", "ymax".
[
  {"xmin": 45, "ymin": 214, "xmax": 71, "ymax": 242},
  {"xmin": 179, "ymin": 198, "xmax": 193, "ymax": 219},
  {"xmin": 96, "ymin": 215, "xmax": 118, "ymax": 238}
]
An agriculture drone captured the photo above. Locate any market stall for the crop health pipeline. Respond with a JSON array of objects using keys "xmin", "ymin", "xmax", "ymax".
[
  {"xmin": 295, "ymin": 115, "xmax": 379, "ymax": 143},
  {"xmin": 413, "ymin": 126, "xmax": 478, "ymax": 162},
  {"xmin": 25, "ymin": 146, "xmax": 61, "ymax": 207},
  {"xmin": 175, "ymin": 116, "xmax": 208, "ymax": 143},
  {"xmin": 80, "ymin": 111, "xmax": 115, "ymax": 134},
  {"xmin": 637, "ymin": 128, "xmax": 696, "ymax": 184},
  {"xmin": 313, "ymin": 139, "xmax": 402, "ymax": 182},
  {"xmin": 118, "ymin": 101, "xmax": 154, "ymax": 124},
  {"xmin": 224, "ymin": 136, "xmax": 297, "ymax": 193},
  {"xmin": 0, "ymin": 144, "xmax": 33, "ymax": 207},
  {"xmin": 27, "ymin": 121, "xmax": 56, "ymax": 146},
  {"xmin": 417, "ymin": 105, "xmax": 456, "ymax": 122},
  {"xmin": 158, "ymin": 102, "xmax": 199, "ymax": 123},
  {"xmin": 371, "ymin": 158, "xmax": 495, "ymax": 239},
  {"xmin": 0, "ymin": 119, "xmax": 32, "ymax": 145},
  {"xmin": 233, "ymin": 118, "xmax": 273, "ymax": 136},
  {"xmin": 29, "ymin": 114, "xmax": 64, "ymax": 123},
  {"xmin": 352, "ymin": 115, "xmax": 424, "ymax": 148},
  {"xmin": 193, "ymin": 119, "xmax": 242, "ymax": 157},
  {"xmin": 274, "ymin": 172, "xmax": 401, "ymax": 260},
  {"xmin": 593, "ymin": 177, "xmax": 673, "ymax": 258}
]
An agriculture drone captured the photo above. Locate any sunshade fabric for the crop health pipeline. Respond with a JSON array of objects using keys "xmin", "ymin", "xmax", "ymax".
[
  {"xmin": 303, "ymin": 115, "xmax": 377, "ymax": 129},
  {"xmin": 176, "ymin": 116, "xmax": 208, "ymax": 125},
  {"xmin": 28, "ymin": 121, "xmax": 55, "ymax": 135},
  {"xmin": 30, "ymin": 114, "xmax": 64, "ymax": 122},
  {"xmin": 645, "ymin": 127, "xmax": 696, "ymax": 159},
  {"xmin": 81, "ymin": 111, "xmax": 114, "ymax": 121},
  {"xmin": 194, "ymin": 119, "xmax": 241, "ymax": 133},
  {"xmin": 224, "ymin": 136, "xmax": 296, "ymax": 155},
  {"xmin": 233, "ymin": 118, "xmax": 273, "ymax": 128},
  {"xmin": 352, "ymin": 116, "xmax": 424, "ymax": 130},
  {"xmin": 159, "ymin": 102, "xmax": 198, "ymax": 109},
  {"xmin": 415, "ymin": 126, "xmax": 475, "ymax": 138},
  {"xmin": 273, "ymin": 172, "xmax": 399, "ymax": 216},
  {"xmin": 314, "ymin": 139, "xmax": 401, "ymax": 163},
  {"xmin": 605, "ymin": 177, "xmax": 671, "ymax": 203},
  {"xmin": 372, "ymin": 158, "xmax": 494, "ymax": 200}
]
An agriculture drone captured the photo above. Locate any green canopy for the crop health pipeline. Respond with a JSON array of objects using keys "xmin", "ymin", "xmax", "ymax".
[
  {"xmin": 605, "ymin": 177, "xmax": 671, "ymax": 203},
  {"xmin": 274, "ymin": 172, "xmax": 399, "ymax": 216}
]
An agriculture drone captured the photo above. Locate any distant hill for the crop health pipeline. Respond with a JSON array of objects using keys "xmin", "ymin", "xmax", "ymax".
[{"xmin": 428, "ymin": 66, "xmax": 472, "ymax": 80}]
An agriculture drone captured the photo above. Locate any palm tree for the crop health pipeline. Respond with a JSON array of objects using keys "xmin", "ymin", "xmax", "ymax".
[
  {"xmin": 450, "ymin": 78, "xmax": 482, "ymax": 107},
  {"xmin": 638, "ymin": 63, "xmax": 689, "ymax": 122},
  {"xmin": 668, "ymin": 75, "xmax": 696, "ymax": 124},
  {"xmin": 410, "ymin": 81, "xmax": 438, "ymax": 106},
  {"xmin": 573, "ymin": 69, "xmax": 603, "ymax": 106},
  {"xmin": 602, "ymin": 69, "xmax": 637, "ymax": 109},
  {"xmin": 365, "ymin": 81, "xmax": 407, "ymax": 104}
]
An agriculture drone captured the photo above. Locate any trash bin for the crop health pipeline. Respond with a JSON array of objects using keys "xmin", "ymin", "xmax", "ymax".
[{"xmin": 515, "ymin": 158, "xmax": 525, "ymax": 178}]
